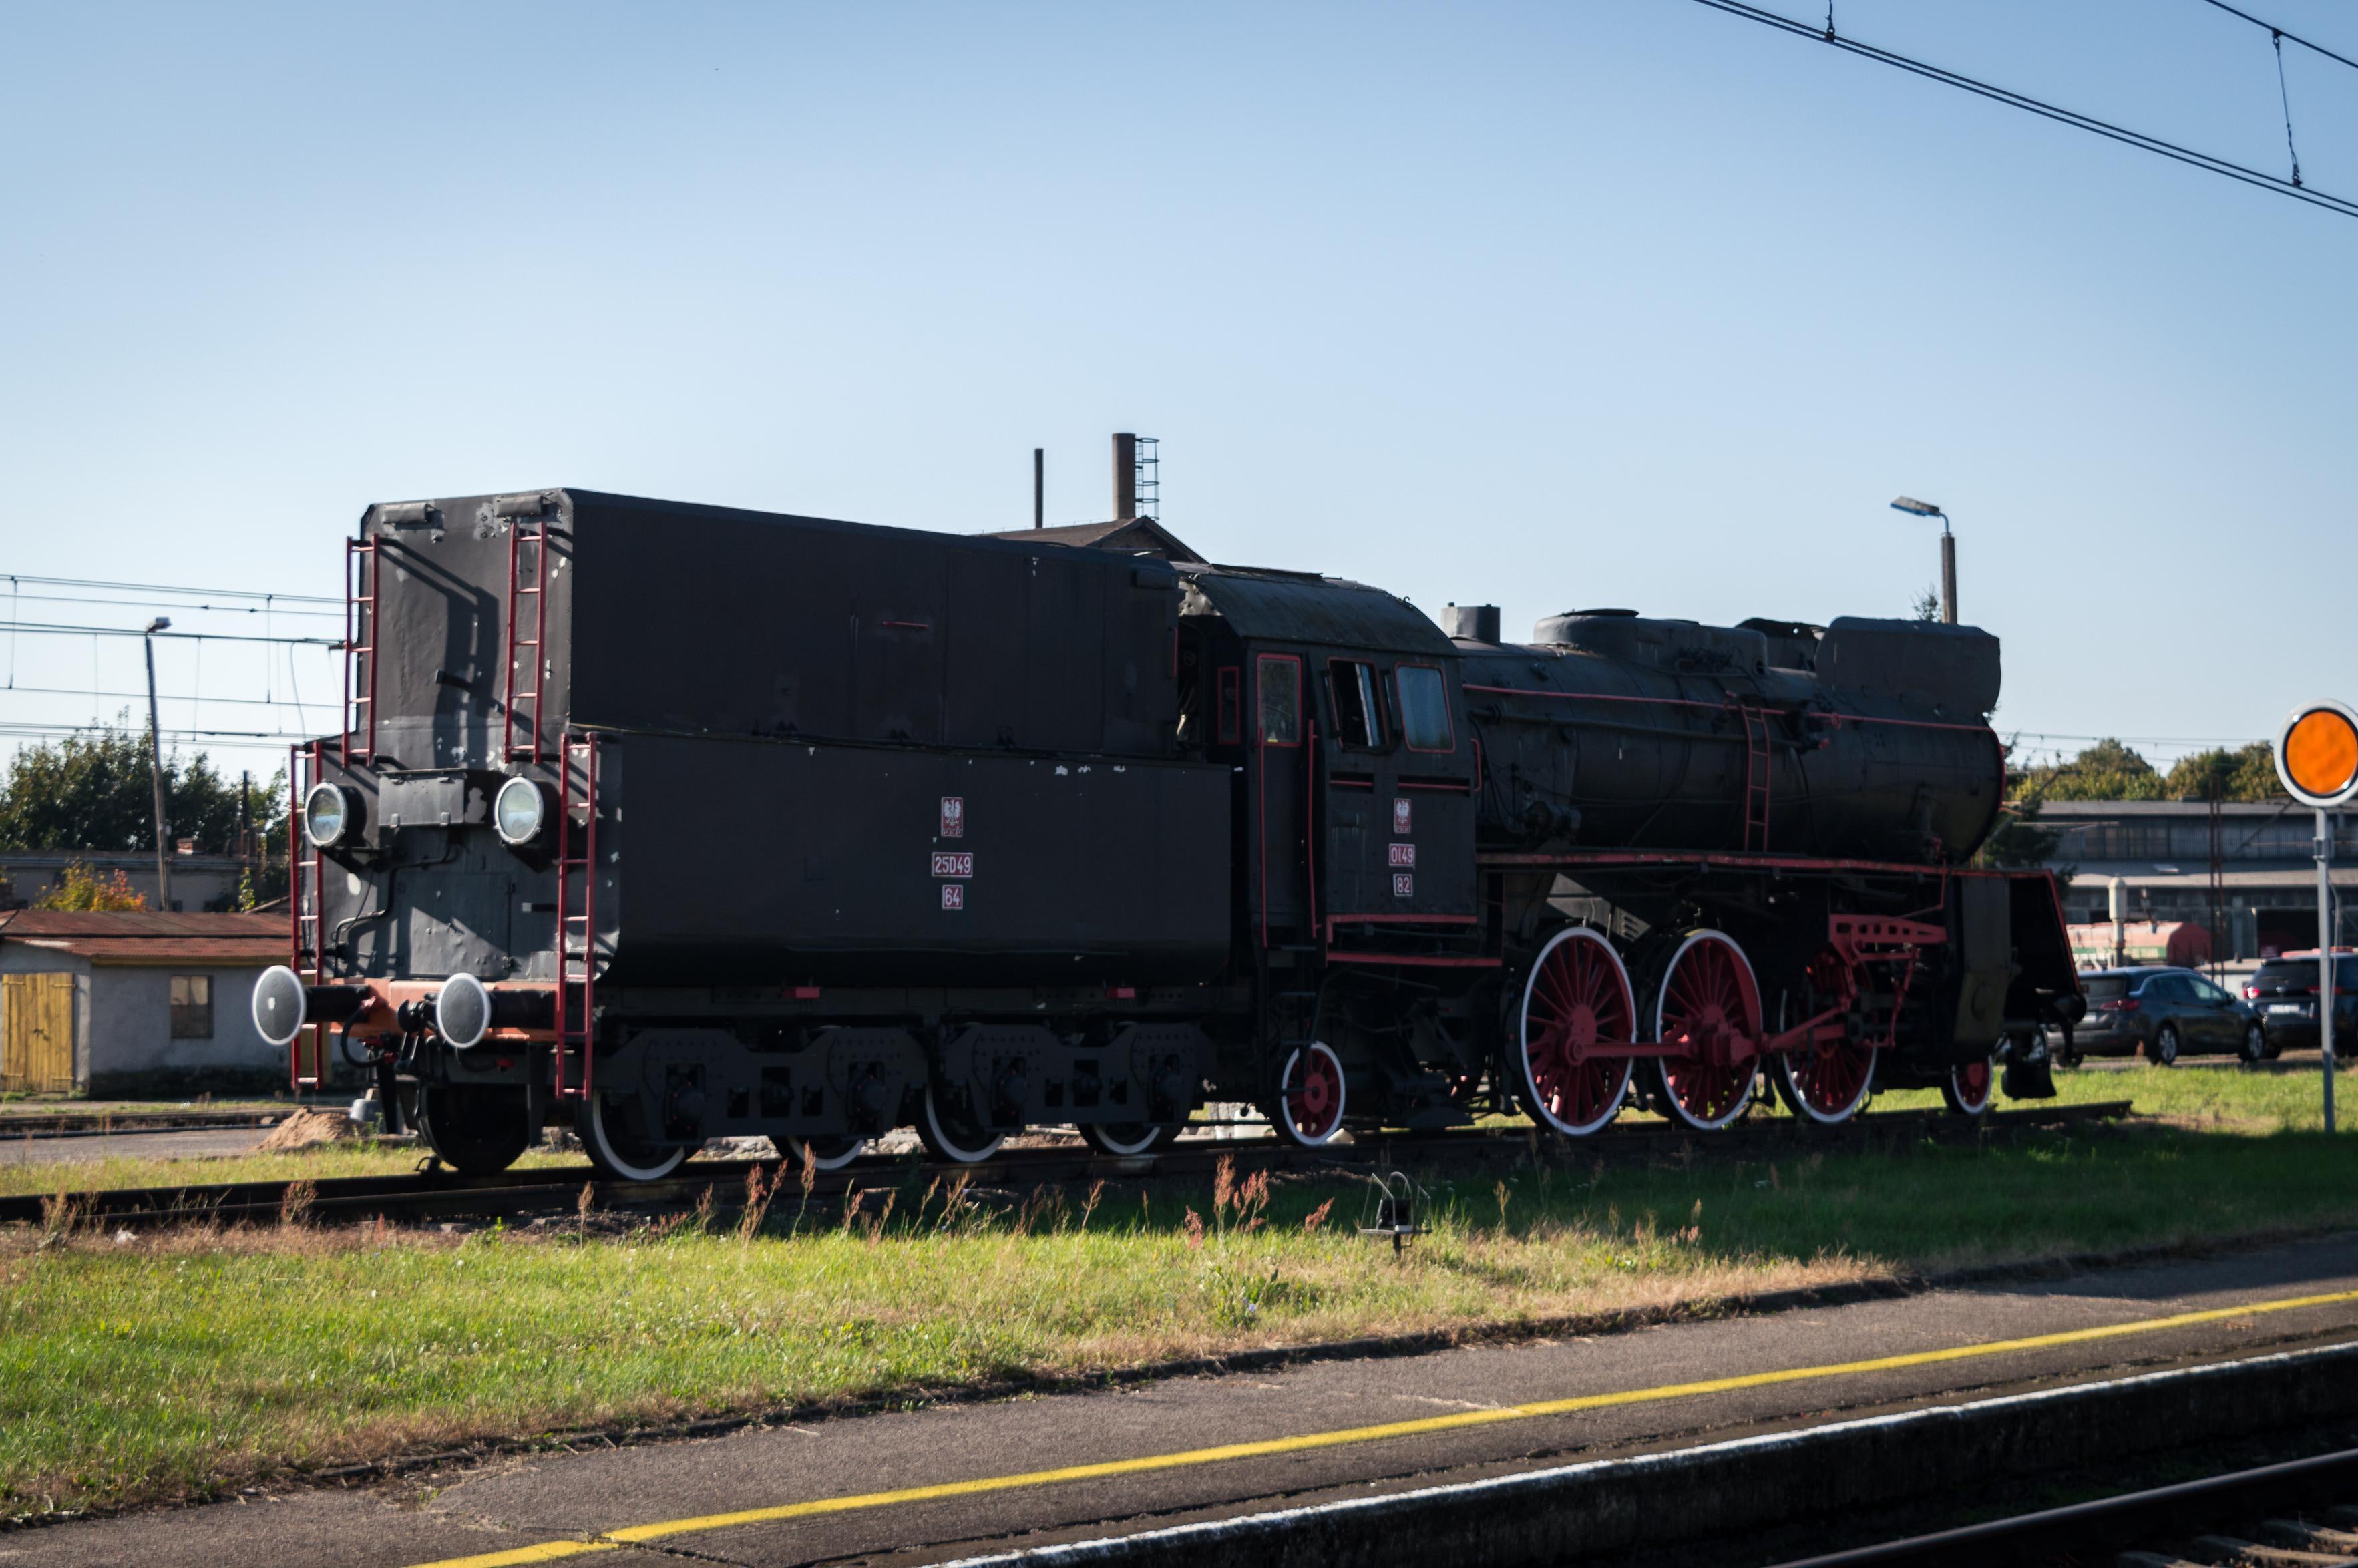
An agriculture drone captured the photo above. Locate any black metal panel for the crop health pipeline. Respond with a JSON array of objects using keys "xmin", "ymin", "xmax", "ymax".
[
  {"xmin": 564, "ymin": 492, "xmax": 1177, "ymax": 757},
  {"xmin": 1817, "ymin": 617, "xmax": 2001, "ymax": 718},
  {"xmin": 609, "ymin": 734, "xmax": 1231, "ymax": 986}
]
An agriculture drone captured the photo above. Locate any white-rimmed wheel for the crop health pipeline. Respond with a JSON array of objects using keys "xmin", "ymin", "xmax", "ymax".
[
  {"xmin": 1648, "ymin": 930, "xmax": 1763, "ymax": 1132},
  {"xmin": 1078, "ymin": 1121, "xmax": 1176, "ymax": 1156},
  {"xmin": 917, "ymin": 1081, "xmax": 1006, "ymax": 1164},
  {"xmin": 786, "ymin": 1135, "xmax": 866, "ymax": 1171},
  {"xmin": 1271, "ymin": 1041, "xmax": 1346, "ymax": 1147},
  {"xmin": 1517, "ymin": 926, "xmax": 1636, "ymax": 1137},
  {"xmin": 1943, "ymin": 1053, "xmax": 1997, "ymax": 1117},
  {"xmin": 1770, "ymin": 946, "xmax": 1875, "ymax": 1126},
  {"xmin": 576, "ymin": 1093, "xmax": 690, "ymax": 1182}
]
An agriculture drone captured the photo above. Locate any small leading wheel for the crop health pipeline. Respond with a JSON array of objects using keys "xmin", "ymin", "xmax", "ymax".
[
  {"xmin": 415, "ymin": 1083, "xmax": 532, "ymax": 1176},
  {"xmin": 1648, "ymin": 930, "xmax": 1762, "ymax": 1132},
  {"xmin": 2147, "ymin": 1024, "xmax": 2181, "ymax": 1068},
  {"xmin": 1078, "ymin": 1121, "xmax": 1178, "ymax": 1156},
  {"xmin": 1943, "ymin": 1054, "xmax": 1997, "ymax": 1117},
  {"xmin": 785, "ymin": 1135, "xmax": 866, "ymax": 1171},
  {"xmin": 1517, "ymin": 926, "xmax": 1636, "ymax": 1137},
  {"xmin": 1271, "ymin": 1041, "xmax": 1347, "ymax": 1146},
  {"xmin": 576, "ymin": 1091, "xmax": 691, "ymax": 1182},
  {"xmin": 917, "ymin": 1081, "xmax": 1006, "ymax": 1164},
  {"xmin": 2237, "ymin": 1020, "xmax": 2269, "ymax": 1065}
]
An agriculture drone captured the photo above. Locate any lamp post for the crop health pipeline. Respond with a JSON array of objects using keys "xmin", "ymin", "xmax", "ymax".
[
  {"xmin": 1891, "ymin": 496, "xmax": 1955, "ymax": 624},
  {"xmin": 143, "ymin": 616, "xmax": 172, "ymax": 914}
]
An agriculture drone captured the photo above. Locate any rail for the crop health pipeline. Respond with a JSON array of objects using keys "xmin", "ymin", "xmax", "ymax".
[{"xmin": 1, "ymin": 1099, "xmax": 2132, "ymax": 1229}]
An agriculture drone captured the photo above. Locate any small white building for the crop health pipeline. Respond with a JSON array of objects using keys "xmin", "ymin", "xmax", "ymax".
[{"xmin": 0, "ymin": 910, "xmax": 287, "ymax": 1097}]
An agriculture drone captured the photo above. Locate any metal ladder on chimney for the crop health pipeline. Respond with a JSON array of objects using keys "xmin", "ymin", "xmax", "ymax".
[
  {"xmin": 342, "ymin": 536, "xmax": 380, "ymax": 767},
  {"xmin": 289, "ymin": 742, "xmax": 331, "ymax": 1089},
  {"xmin": 1738, "ymin": 707, "xmax": 1774, "ymax": 853},
  {"xmin": 504, "ymin": 516, "xmax": 550, "ymax": 764},
  {"xmin": 552, "ymin": 733, "xmax": 598, "ymax": 1101}
]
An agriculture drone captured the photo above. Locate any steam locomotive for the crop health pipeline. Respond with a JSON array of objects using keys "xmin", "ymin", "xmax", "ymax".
[{"xmin": 252, "ymin": 487, "xmax": 2083, "ymax": 1178}]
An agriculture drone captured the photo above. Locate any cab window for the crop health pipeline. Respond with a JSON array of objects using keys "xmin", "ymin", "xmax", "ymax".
[
  {"xmin": 1396, "ymin": 664, "xmax": 1453, "ymax": 751},
  {"xmin": 1257, "ymin": 655, "xmax": 1300, "ymax": 745},
  {"xmin": 1329, "ymin": 660, "xmax": 1386, "ymax": 751}
]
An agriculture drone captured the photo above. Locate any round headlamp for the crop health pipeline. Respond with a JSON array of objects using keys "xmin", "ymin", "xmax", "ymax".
[
  {"xmin": 494, "ymin": 776, "xmax": 551, "ymax": 847},
  {"xmin": 302, "ymin": 782, "xmax": 361, "ymax": 849}
]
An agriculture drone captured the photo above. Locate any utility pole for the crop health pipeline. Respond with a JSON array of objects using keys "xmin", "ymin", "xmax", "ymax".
[
  {"xmin": 2319, "ymin": 807, "xmax": 2336, "ymax": 1133},
  {"xmin": 1033, "ymin": 447, "xmax": 1044, "ymax": 530},
  {"xmin": 142, "ymin": 616, "xmax": 172, "ymax": 913},
  {"xmin": 2276, "ymin": 701, "xmax": 2358, "ymax": 1136}
]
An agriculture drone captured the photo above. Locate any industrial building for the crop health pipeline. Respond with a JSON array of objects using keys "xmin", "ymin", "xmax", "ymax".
[{"xmin": 2037, "ymin": 801, "xmax": 2354, "ymax": 962}]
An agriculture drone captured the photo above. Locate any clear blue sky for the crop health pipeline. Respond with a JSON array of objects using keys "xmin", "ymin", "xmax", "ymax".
[{"xmin": 3, "ymin": 1, "xmax": 2352, "ymax": 777}]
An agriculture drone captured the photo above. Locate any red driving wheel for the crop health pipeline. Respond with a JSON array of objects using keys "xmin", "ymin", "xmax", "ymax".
[
  {"xmin": 1518, "ymin": 926, "xmax": 1636, "ymax": 1137},
  {"xmin": 1774, "ymin": 945, "xmax": 1876, "ymax": 1124},
  {"xmin": 1650, "ymin": 930, "xmax": 1762, "ymax": 1131}
]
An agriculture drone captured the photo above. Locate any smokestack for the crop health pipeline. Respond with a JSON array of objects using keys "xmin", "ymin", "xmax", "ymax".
[
  {"xmin": 1033, "ymin": 447, "xmax": 1044, "ymax": 529},
  {"xmin": 1113, "ymin": 433, "xmax": 1137, "ymax": 521}
]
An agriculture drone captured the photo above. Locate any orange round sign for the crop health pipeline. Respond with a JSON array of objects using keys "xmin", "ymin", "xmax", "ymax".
[{"xmin": 2277, "ymin": 703, "xmax": 2358, "ymax": 807}]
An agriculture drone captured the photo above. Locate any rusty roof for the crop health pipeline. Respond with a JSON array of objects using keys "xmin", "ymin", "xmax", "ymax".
[
  {"xmin": 0, "ymin": 910, "xmax": 282, "ymax": 966},
  {"xmin": 0, "ymin": 910, "xmax": 280, "ymax": 938}
]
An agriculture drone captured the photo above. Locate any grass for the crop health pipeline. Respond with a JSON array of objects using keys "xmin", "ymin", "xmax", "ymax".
[{"xmin": 5, "ymin": 1062, "xmax": 2358, "ymax": 1518}]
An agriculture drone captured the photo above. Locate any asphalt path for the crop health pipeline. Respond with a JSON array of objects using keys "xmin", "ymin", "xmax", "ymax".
[
  {"xmin": 17, "ymin": 1234, "xmax": 2358, "ymax": 1568},
  {"xmin": 0, "ymin": 1127, "xmax": 268, "ymax": 1165}
]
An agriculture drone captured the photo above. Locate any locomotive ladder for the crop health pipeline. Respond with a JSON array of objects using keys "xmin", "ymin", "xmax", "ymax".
[
  {"xmin": 1738, "ymin": 706, "xmax": 1774, "ymax": 852},
  {"xmin": 289, "ymin": 742, "xmax": 332, "ymax": 1089},
  {"xmin": 552, "ymin": 733, "xmax": 598, "ymax": 1101},
  {"xmin": 503, "ymin": 513, "xmax": 551, "ymax": 765},
  {"xmin": 341, "ymin": 536, "xmax": 381, "ymax": 767}
]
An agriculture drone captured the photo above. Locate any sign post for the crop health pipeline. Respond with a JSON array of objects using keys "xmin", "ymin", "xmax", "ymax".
[{"xmin": 2275, "ymin": 701, "xmax": 2358, "ymax": 1134}]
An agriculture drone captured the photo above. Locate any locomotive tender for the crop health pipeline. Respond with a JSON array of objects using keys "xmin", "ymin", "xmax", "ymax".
[{"xmin": 253, "ymin": 487, "xmax": 2083, "ymax": 1178}]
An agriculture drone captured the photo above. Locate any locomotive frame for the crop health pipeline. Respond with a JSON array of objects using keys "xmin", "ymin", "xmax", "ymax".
[{"xmin": 254, "ymin": 487, "xmax": 2084, "ymax": 1177}]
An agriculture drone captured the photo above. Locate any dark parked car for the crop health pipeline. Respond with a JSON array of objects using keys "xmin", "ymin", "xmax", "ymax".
[
  {"xmin": 2244, "ymin": 953, "xmax": 2358, "ymax": 1058},
  {"xmin": 2073, "ymin": 966, "xmax": 2268, "ymax": 1065}
]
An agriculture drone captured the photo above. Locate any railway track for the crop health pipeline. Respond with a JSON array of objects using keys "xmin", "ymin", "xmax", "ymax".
[
  {"xmin": 1, "ymin": 1099, "xmax": 2130, "ymax": 1229},
  {"xmin": 1768, "ymin": 1444, "xmax": 2358, "ymax": 1567}
]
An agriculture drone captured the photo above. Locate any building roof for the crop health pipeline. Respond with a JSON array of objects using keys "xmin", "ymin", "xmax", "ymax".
[
  {"xmin": 0, "ymin": 909, "xmax": 283, "ymax": 966},
  {"xmin": 977, "ymin": 518, "xmax": 1207, "ymax": 562}
]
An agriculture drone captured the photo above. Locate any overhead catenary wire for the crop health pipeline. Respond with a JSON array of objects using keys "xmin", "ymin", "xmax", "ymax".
[
  {"xmin": 0, "ymin": 573, "xmax": 339, "ymax": 606},
  {"xmin": 2195, "ymin": 0, "xmax": 2358, "ymax": 75},
  {"xmin": 0, "ymin": 620, "xmax": 343, "ymax": 648},
  {"xmin": 1688, "ymin": 0, "xmax": 2358, "ymax": 220}
]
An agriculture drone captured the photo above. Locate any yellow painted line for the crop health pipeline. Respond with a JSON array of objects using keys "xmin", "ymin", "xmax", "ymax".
[{"xmin": 407, "ymin": 1285, "xmax": 2358, "ymax": 1568}]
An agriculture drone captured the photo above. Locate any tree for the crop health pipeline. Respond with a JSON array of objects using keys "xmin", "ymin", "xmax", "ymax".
[
  {"xmin": 2162, "ymin": 742, "xmax": 2283, "ymax": 803},
  {"xmin": 1911, "ymin": 586, "xmax": 1942, "ymax": 622},
  {"xmin": 0, "ymin": 719, "xmax": 284, "ymax": 854},
  {"xmin": 2022, "ymin": 738, "xmax": 2165, "ymax": 802},
  {"xmin": 1975, "ymin": 738, "xmax": 2064, "ymax": 871},
  {"xmin": 33, "ymin": 860, "xmax": 146, "ymax": 910}
]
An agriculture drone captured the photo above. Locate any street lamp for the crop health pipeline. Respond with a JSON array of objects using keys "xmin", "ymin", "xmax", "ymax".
[
  {"xmin": 143, "ymin": 616, "xmax": 172, "ymax": 914},
  {"xmin": 1891, "ymin": 496, "xmax": 1955, "ymax": 624}
]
